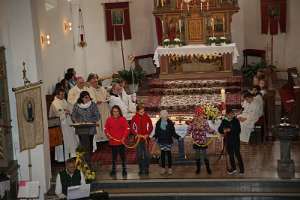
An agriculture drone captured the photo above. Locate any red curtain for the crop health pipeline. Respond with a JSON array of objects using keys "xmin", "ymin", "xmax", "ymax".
[
  {"xmin": 104, "ymin": 2, "xmax": 132, "ymax": 41},
  {"xmin": 155, "ymin": 16, "xmax": 163, "ymax": 45},
  {"xmin": 261, "ymin": 0, "xmax": 287, "ymax": 35}
]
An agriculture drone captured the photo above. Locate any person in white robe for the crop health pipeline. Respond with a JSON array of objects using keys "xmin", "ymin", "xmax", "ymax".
[
  {"xmin": 119, "ymin": 80, "xmax": 136, "ymax": 121},
  {"xmin": 49, "ymin": 89, "xmax": 79, "ymax": 162},
  {"xmin": 252, "ymin": 86, "xmax": 264, "ymax": 118},
  {"xmin": 238, "ymin": 91, "xmax": 262, "ymax": 143},
  {"xmin": 67, "ymin": 76, "xmax": 88, "ymax": 105},
  {"xmin": 87, "ymin": 73, "xmax": 111, "ymax": 151},
  {"xmin": 108, "ymin": 82, "xmax": 129, "ymax": 120}
]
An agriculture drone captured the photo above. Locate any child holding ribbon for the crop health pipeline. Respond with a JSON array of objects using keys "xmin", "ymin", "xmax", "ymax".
[{"xmin": 187, "ymin": 107, "xmax": 215, "ymax": 175}]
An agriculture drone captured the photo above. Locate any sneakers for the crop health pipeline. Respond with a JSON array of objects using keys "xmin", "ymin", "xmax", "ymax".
[
  {"xmin": 167, "ymin": 168, "xmax": 173, "ymax": 175},
  {"xmin": 227, "ymin": 169, "xmax": 237, "ymax": 175}
]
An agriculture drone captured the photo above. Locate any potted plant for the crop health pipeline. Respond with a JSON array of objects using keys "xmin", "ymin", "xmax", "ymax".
[
  {"xmin": 163, "ymin": 38, "xmax": 170, "ymax": 48},
  {"xmin": 208, "ymin": 36, "xmax": 217, "ymax": 46},
  {"xmin": 220, "ymin": 36, "xmax": 227, "ymax": 45},
  {"xmin": 118, "ymin": 67, "xmax": 145, "ymax": 93}
]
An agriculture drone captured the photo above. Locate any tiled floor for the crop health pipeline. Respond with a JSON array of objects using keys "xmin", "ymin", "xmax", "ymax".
[{"xmin": 92, "ymin": 141, "xmax": 300, "ymax": 181}]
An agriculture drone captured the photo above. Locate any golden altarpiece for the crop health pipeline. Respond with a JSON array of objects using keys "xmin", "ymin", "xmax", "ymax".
[{"xmin": 153, "ymin": 0, "xmax": 239, "ymax": 79}]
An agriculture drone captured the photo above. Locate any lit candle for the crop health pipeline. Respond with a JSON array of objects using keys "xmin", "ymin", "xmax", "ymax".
[{"xmin": 221, "ymin": 88, "xmax": 226, "ymax": 103}]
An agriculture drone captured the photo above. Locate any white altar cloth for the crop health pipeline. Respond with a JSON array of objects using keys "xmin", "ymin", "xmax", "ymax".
[{"xmin": 153, "ymin": 43, "xmax": 239, "ymax": 68}]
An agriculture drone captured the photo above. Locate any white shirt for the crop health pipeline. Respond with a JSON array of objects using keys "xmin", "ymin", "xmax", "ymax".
[{"xmin": 55, "ymin": 170, "xmax": 86, "ymax": 199}]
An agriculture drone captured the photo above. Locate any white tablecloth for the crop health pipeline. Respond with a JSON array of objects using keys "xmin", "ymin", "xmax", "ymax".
[
  {"xmin": 0, "ymin": 180, "xmax": 10, "ymax": 198},
  {"xmin": 153, "ymin": 43, "xmax": 239, "ymax": 68}
]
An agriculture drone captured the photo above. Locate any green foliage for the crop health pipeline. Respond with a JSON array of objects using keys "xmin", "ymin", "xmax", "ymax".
[
  {"xmin": 118, "ymin": 68, "xmax": 146, "ymax": 84},
  {"xmin": 242, "ymin": 62, "xmax": 267, "ymax": 80}
]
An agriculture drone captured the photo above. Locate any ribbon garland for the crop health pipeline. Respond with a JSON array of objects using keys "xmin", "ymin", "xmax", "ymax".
[
  {"xmin": 106, "ymin": 133, "xmax": 149, "ymax": 149},
  {"xmin": 192, "ymin": 133, "xmax": 221, "ymax": 147}
]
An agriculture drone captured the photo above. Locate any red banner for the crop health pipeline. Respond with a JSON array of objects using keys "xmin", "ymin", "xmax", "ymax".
[
  {"xmin": 261, "ymin": 0, "xmax": 287, "ymax": 35},
  {"xmin": 104, "ymin": 2, "xmax": 132, "ymax": 41}
]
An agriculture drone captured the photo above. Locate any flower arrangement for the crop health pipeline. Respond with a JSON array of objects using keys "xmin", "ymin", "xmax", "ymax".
[
  {"xmin": 208, "ymin": 36, "xmax": 217, "ymax": 45},
  {"xmin": 173, "ymin": 38, "xmax": 182, "ymax": 47},
  {"xmin": 220, "ymin": 36, "xmax": 227, "ymax": 45},
  {"xmin": 75, "ymin": 147, "xmax": 96, "ymax": 182},
  {"xmin": 163, "ymin": 38, "xmax": 170, "ymax": 47},
  {"xmin": 202, "ymin": 104, "xmax": 221, "ymax": 121}
]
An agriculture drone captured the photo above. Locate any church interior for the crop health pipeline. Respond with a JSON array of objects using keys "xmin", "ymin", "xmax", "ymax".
[{"xmin": 1, "ymin": 0, "xmax": 300, "ymax": 199}]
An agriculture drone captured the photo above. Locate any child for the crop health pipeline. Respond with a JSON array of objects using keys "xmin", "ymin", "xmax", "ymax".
[
  {"xmin": 187, "ymin": 107, "xmax": 215, "ymax": 174},
  {"xmin": 130, "ymin": 104, "xmax": 153, "ymax": 175},
  {"xmin": 218, "ymin": 108, "xmax": 244, "ymax": 175},
  {"xmin": 153, "ymin": 110, "xmax": 180, "ymax": 175},
  {"xmin": 104, "ymin": 105, "xmax": 130, "ymax": 177}
]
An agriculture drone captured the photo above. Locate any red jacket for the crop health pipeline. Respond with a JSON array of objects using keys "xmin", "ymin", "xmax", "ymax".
[
  {"xmin": 130, "ymin": 113, "xmax": 153, "ymax": 140},
  {"xmin": 104, "ymin": 116, "xmax": 130, "ymax": 146}
]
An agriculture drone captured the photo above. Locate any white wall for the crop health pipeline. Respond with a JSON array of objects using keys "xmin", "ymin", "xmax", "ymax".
[
  {"xmin": 0, "ymin": 0, "xmax": 51, "ymax": 198},
  {"xmin": 33, "ymin": 0, "xmax": 156, "ymax": 93},
  {"xmin": 242, "ymin": 0, "xmax": 300, "ymax": 70}
]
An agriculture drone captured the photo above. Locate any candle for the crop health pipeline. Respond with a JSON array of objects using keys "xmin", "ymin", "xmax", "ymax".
[
  {"xmin": 201, "ymin": 2, "xmax": 203, "ymax": 11},
  {"xmin": 207, "ymin": 1, "xmax": 209, "ymax": 10},
  {"xmin": 221, "ymin": 88, "xmax": 226, "ymax": 103},
  {"xmin": 223, "ymin": 16, "xmax": 225, "ymax": 32},
  {"xmin": 179, "ymin": 19, "xmax": 182, "ymax": 34},
  {"xmin": 161, "ymin": 0, "xmax": 164, "ymax": 7},
  {"xmin": 161, "ymin": 20, "xmax": 164, "ymax": 35},
  {"xmin": 181, "ymin": 2, "xmax": 183, "ymax": 10},
  {"xmin": 211, "ymin": 18, "xmax": 214, "ymax": 32}
]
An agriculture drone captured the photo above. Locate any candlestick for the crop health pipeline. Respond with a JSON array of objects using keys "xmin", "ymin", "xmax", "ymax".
[{"xmin": 221, "ymin": 88, "xmax": 226, "ymax": 103}]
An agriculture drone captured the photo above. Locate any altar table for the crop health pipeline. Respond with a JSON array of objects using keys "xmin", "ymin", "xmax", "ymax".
[{"xmin": 153, "ymin": 44, "xmax": 239, "ymax": 79}]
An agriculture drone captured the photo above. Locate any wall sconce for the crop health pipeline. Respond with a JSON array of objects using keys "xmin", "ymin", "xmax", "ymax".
[
  {"xmin": 41, "ymin": 34, "xmax": 51, "ymax": 45},
  {"xmin": 64, "ymin": 21, "xmax": 72, "ymax": 32}
]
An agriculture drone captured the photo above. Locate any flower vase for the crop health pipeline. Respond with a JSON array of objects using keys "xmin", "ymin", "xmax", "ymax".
[
  {"xmin": 211, "ymin": 43, "xmax": 216, "ymax": 46},
  {"xmin": 221, "ymin": 42, "xmax": 226, "ymax": 46}
]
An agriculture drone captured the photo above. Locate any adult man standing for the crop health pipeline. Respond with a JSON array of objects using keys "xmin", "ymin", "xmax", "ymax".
[
  {"xmin": 49, "ymin": 89, "xmax": 79, "ymax": 162},
  {"xmin": 109, "ymin": 82, "xmax": 129, "ymax": 120},
  {"xmin": 67, "ymin": 76, "xmax": 88, "ymax": 105}
]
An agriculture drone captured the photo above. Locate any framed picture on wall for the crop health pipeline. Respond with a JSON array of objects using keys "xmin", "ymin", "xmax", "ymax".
[{"xmin": 111, "ymin": 9, "xmax": 124, "ymax": 25}]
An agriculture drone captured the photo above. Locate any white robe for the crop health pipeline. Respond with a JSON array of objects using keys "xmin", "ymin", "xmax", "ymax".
[
  {"xmin": 239, "ymin": 99, "xmax": 262, "ymax": 143},
  {"xmin": 120, "ymin": 88, "xmax": 136, "ymax": 120},
  {"xmin": 88, "ymin": 86, "xmax": 111, "ymax": 151},
  {"xmin": 109, "ymin": 94, "xmax": 129, "ymax": 120},
  {"xmin": 67, "ymin": 85, "xmax": 88, "ymax": 105},
  {"xmin": 49, "ymin": 97, "xmax": 79, "ymax": 162}
]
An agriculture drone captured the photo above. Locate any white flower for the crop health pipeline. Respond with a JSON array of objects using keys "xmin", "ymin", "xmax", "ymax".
[
  {"xmin": 174, "ymin": 38, "xmax": 181, "ymax": 42},
  {"xmin": 220, "ymin": 36, "xmax": 226, "ymax": 40},
  {"xmin": 209, "ymin": 37, "xmax": 216, "ymax": 41},
  {"xmin": 163, "ymin": 39, "xmax": 170, "ymax": 42}
]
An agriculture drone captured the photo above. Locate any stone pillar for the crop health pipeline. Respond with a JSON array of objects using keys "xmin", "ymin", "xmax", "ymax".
[{"xmin": 274, "ymin": 124, "xmax": 299, "ymax": 179}]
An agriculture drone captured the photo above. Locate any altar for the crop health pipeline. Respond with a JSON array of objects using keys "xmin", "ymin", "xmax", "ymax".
[
  {"xmin": 154, "ymin": 43, "xmax": 239, "ymax": 79},
  {"xmin": 153, "ymin": 0, "xmax": 240, "ymax": 79}
]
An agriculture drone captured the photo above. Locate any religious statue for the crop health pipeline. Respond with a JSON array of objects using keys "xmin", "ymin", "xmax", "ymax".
[{"xmin": 166, "ymin": 18, "xmax": 179, "ymax": 41}]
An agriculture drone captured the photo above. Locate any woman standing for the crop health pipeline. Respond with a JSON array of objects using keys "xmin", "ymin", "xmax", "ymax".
[
  {"xmin": 105, "ymin": 105, "xmax": 130, "ymax": 177},
  {"xmin": 71, "ymin": 91, "xmax": 100, "ymax": 163},
  {"xmin": 87, "ymin": 73, "xmax": 111, "ymax": 150}
]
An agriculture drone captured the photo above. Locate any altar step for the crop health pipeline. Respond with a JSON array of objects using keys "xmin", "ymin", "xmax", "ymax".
[{"xmin": 92, "ymin": 179, "xmax": 300, "ymax": 200}]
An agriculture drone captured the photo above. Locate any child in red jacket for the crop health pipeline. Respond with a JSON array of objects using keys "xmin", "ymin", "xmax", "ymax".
[
  {"xmin": 130, "ymin": 105, "xmax": 153, "ymax": 175},
  {"xmin": 105, "ymin": 105, "xmax": 130, "ymax": 177}
]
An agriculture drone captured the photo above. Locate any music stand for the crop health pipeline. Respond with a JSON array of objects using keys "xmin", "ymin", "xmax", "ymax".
[{"xmin": 71, "ymin": 123, "xmax": 97, "ymax": 163}]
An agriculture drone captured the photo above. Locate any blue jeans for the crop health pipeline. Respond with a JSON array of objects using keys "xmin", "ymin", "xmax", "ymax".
[{"xmin": 136, "ymin": 141, "xmax": 150, "ymax": 172}]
